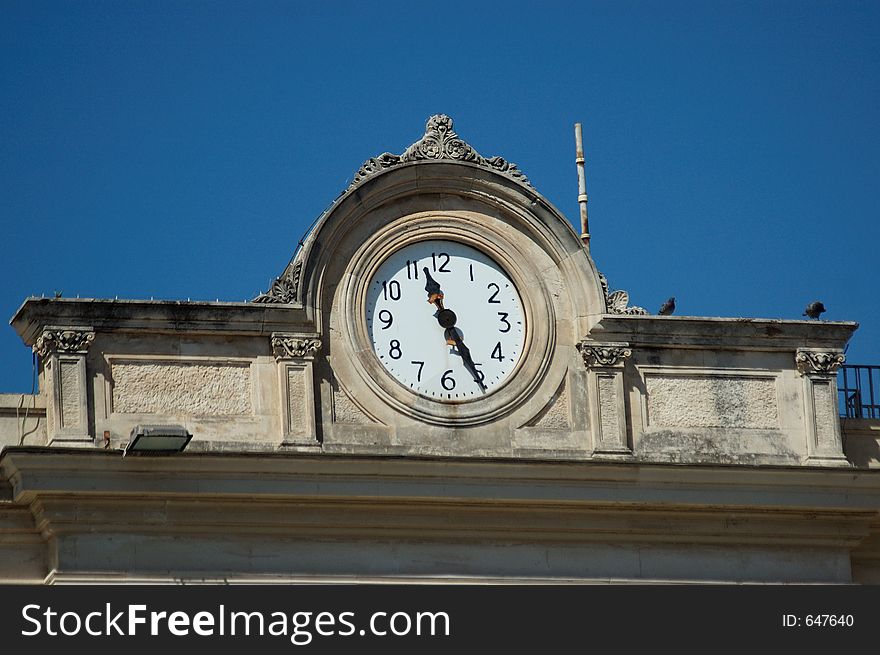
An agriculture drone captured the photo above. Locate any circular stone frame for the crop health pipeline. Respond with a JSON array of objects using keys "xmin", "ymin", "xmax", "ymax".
[{"xmin": 334, "ymin": 211, "xmax": 556, "ymax": 427}]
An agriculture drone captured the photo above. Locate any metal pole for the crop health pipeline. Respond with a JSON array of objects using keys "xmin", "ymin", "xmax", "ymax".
[{"xmin": 574, "ymin": 123, "xmax": 590, "ymax": 250}]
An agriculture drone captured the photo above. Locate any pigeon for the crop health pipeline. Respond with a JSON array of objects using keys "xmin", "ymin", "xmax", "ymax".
[
  {"xmin": 803, "ymin": 301, "xmax": 826, "ymax": 319},
  {"xmin": 658, "ymin": 297, "xmax": 676, "ymax": 315}
]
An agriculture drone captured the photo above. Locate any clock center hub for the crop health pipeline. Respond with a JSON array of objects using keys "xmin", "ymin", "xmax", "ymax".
[{"xmin": 436, "ymin": 308, "xmax": 457, "ymax": 328}]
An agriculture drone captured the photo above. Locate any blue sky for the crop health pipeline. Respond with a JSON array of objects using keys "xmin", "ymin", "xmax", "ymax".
[{"xmin": 1, "ymin": 1, "xmax": 878, "ymax": 392}]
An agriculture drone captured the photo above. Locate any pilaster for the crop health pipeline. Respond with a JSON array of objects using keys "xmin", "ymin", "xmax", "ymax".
[
  {"xmin": 796, "ymin": 348, "xmax": 849, "ymax": 467},
  {"xmin": 33, "ymin": 327, "xmax": 94, "ymax": 446},
  {"xmin": 578, "ymin": 341, "xmax": 632, "ymax": 459},
  {"xmin": 271, "ymin": 334, "xmax": 321, "ymax": 447}
]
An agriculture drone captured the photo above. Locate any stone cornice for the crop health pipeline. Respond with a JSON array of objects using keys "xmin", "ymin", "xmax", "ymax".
[
  {"xmin": 4, "ymin": 448, "xmax": 880, "ymax": 511},
  {"xmin": 590, "ymin": 315, "xmax": 858, "ymax": 352},
  {"xmin": 11, "ymin": 298, "xmax": 312, "ymax": 346}
]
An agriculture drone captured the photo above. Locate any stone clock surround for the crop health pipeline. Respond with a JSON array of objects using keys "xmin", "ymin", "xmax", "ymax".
[
  {"xmin": 337, "ymin": 213, "xmax": 556, "ymax": 427},
  {"xmin": 301, "ymin": 161, "xmax": 602, "ymax": 453}
]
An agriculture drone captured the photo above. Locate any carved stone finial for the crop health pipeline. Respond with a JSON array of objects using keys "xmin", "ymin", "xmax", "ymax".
[
  {"xmin": 348, "ymin": 114, "xmax": 532, "ymax": 190},
  {"xmin": 577, "ymin": 341, "xmax": 632, "ymax": 368},
  {"xmin": 253, "ymin": 261, "xmax": 303, "ymax": 304},
  {"xmin": 599, "ymin": 272, "xmax": 648, "ymax": 316},
  {"xmin": 272, "ymin": 335, "xmax": 322, "ymax": 360},
  {"xmin": 33, "ymin": 328, "xmax": 95, "ymax": 357},
  {"xmin": 796, "ymin": 349, "xmax": 845, "ymax": 376}
]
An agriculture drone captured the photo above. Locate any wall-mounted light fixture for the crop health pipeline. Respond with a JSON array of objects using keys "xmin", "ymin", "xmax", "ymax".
[{"xmin": 125, "ymin": 424, "xmax": 192, "ymax": 455}]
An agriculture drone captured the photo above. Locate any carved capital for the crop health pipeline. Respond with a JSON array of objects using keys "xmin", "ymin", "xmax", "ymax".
[
  {"xmin": 272, "ymin": 335, "xmax": 322, "ymax": 360},
  {"xmin": 348, "ymin": 114, "xmax": 532, "ymax": 191},
  {"xmin": 577, "ymin": 341, "xmax": 632, "ymax": 368},
  {"xmin": 796, "ymin": 349, "xmax": 845, "ymax": 376},
  {"xmin": 33, "ymin": 327, "xmax": 95, "ymax": 357}
]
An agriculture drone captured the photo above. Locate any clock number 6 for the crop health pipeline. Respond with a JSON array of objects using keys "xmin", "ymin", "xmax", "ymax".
[{"xmin": 441, "ymin": 369, "xmax": 456, "ymax": 391}]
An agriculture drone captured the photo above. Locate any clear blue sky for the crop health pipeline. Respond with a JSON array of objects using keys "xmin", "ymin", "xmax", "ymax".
[{"xmin": 1, "ymin": 1, "xmax": 878, "ymax": 392}]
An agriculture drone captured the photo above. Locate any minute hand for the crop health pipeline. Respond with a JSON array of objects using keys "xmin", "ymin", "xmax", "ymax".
[{"xmin": 446, "ymin": 327, "xmax": 486, "ymax": 391}]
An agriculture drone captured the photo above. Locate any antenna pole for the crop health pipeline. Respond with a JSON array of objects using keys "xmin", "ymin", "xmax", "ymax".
[{"xmin": 574, "ymin": 123, "xmax": 590, "ymax": 250}]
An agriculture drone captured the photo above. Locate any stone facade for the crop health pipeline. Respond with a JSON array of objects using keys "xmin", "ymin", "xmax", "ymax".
[{"xmin": 1, "ymin": 116, "xmax": 878, "ymax": 584}]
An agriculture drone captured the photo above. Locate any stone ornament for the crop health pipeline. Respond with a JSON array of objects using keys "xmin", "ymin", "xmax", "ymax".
[
  {"xmin": 33, "ymin": 328, "xmax": 95, "ymax": 357},
  {"xmin": 795, "ymin": 349, "xmax": 845, "ymax": 376},
  {"xmin": 577, "ymin": 341, "xmax": 632, "ymax": 368},
  {"xmin": 253, "ymin": 261, "xmax": 302, "ymax": 304},
  {"xmin": 599, "ymin": 272, "xmax": 648, "ymax": 316},
  {"xmin": 348, "ymin": 114, "xmax": 533, "ymax": 190},
  {"xmin": 272, "ymin": 335, "xmax": 322, "ymax": 360}
]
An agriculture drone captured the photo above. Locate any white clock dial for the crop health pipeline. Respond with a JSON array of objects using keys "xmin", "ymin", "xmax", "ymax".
[{"xmin": 366, "ymin": 240, "xmax": 525, "ymax": 400}]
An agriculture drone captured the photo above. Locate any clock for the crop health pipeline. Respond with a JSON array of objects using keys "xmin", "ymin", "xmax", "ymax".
[{"xmin": 365, "ymin": 239, "xmax": 526, "ymax": 401}]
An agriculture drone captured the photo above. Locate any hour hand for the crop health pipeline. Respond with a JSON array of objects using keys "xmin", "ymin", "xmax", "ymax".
[{"xmin": 424, "ymin": 268, "xmax": 443, "ymax": 307}]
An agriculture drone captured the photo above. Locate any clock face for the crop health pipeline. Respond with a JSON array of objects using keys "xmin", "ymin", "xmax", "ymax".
[{"xmin": 366, "ymin": 240, "xmax": 525, "ymax": 400}]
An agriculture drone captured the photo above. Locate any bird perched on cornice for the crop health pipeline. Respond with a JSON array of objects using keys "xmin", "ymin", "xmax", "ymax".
[
  {"xmin": 803, "ymin": 301, "xmax": 826, "ymax": 319},
  {"xmin": 658, "ymin": 297, "xmax": 675, "ymax": 315}
]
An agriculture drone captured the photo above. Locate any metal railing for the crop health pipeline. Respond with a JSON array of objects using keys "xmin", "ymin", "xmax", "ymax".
[{"xmin": 839, "ymin": 365, "xmax": 880, "ymax": 419}]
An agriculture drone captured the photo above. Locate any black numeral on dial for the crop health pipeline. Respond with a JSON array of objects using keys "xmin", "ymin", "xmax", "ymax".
[
  {"xmin": 382, "ymin": 280, "xmax": 401, "ymax": 301},
  {"xmin": 497, "ymin": 312, "xmax": 510, "ymax": 332},
  {"xmin": 378, "ymin": 310, "xmax": 393, "ymax": 329},
  {"xmin": 432, "ymin": 252, "xmax": 451, "ymax": 273},
  {"xmin": 389, "ymin": 340, "xmax": 402, "ymax": 359},
  {"xmin": 441, "ymin": 369, "xmax": 456, "ymax": 390},
  {"xmin": 491, "ymin": 342, "xmax": 505, "ymax": 361}
]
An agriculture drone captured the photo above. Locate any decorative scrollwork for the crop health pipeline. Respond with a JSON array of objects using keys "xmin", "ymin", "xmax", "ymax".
[
  {"xmin": 348, "ymin": 114, "xmax": 532, "ymax": 191},
  {"xmin": 33, "ymin": 328, "xmax": 95, "ymax": 357},
  {"xmin": 796, "ymin": 349, "xmax": 845, "ymax": 376},
  {"xmin": 599, "ymin": 272, "xmax": 648, "ymax": 315},
  {"xmin": 253, "ymin": 261, "xmax": 302, "ymax": 304},
  {"xmin": 577, "ymin": 341, "xmax": 632, "ymax": 368},
  {"xmin": 271, "ymin": 335, "xmax": 322, "ymax": 360}
]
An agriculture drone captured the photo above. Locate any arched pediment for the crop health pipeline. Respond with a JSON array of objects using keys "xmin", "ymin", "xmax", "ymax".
[{"xmin": 254, "ymin": 115, "xmax": 610, "ymax": 324}]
